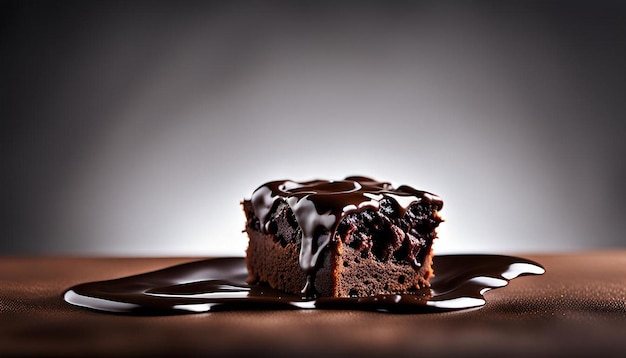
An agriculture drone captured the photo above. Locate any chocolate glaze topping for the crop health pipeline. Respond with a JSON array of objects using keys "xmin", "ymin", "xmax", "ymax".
[{"xmin": 249, "ymin": 176, "xmax": 443, "ymax": 296}]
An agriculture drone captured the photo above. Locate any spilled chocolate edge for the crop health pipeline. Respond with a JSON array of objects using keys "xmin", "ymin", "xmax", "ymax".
[{"xmin": 63, "ymin": 254, "xmax": 545, "ymax": 315}]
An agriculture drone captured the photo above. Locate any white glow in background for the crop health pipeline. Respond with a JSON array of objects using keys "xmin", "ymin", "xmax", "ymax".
[{"xmin": 5, "ymin": 3, "xmax": 625, "ymax": 256}]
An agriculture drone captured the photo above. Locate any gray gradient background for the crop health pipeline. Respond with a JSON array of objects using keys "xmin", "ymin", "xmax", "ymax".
[{"xmin": 3, "ymin": 1, "xmax": 625, "ymax": 256}]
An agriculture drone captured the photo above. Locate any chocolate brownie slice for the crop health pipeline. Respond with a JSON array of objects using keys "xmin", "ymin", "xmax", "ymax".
[{"xmin": 242, "ymin": 176, "xmax": 443, "ymax": 298}]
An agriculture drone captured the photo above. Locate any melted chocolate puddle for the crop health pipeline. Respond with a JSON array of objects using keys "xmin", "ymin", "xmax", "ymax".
[{"xmin": 64, "ymin": 255, "xmax": 544, "ymax": 314}]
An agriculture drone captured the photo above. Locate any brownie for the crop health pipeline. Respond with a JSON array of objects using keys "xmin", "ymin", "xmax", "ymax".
[{"xmin": 242, "ymin": 176, "xmax": 443, "ymax": 298}]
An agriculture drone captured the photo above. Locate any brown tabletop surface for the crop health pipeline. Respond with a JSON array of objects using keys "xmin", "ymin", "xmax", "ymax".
[{"xmin": 1, "ymin": 251, "xmax": 625, "ymax": 357}]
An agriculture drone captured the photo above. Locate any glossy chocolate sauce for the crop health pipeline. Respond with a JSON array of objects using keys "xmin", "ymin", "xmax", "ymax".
[
  {"xmin": 250, "ymin": 176, "xmax": 444, "ymax": 296},
  {"xmin": 64, "ymin": 254, "xmax": 544, "ymax": 314}
]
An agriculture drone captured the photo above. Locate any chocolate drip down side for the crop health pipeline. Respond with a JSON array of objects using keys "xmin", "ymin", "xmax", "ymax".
[{"xmin": 249, "ymin": 176, "xmax": 443, "ymax": 297}]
